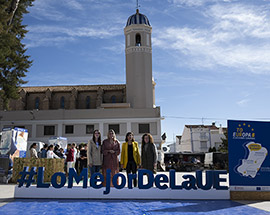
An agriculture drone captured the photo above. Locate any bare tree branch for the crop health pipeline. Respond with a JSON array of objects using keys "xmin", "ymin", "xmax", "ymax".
[{"xmin": 8, "ymin": 0, "xmax": 20, "ymax": 26}]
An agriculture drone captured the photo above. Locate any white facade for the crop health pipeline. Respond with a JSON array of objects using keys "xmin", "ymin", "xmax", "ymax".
[
  {"xmin": 0, "ymin": 108, "xmax": 162, "ymax": 149},
  {"xmin": 179, "ymin": 124, "xmax": 225, "ymax": 153}
]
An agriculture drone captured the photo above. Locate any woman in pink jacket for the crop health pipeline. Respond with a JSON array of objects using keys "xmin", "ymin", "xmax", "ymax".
[{"xmin": 102, "ymin": 129, "xmax": 120, "ymax": 186}]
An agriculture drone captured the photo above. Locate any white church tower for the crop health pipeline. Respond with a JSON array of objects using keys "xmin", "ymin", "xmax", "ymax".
[{"xmin": 124, "ymin": 8, "xmax": 155, "ymax": 109}]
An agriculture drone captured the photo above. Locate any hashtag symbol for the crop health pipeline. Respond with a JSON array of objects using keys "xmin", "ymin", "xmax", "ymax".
[{"xmin": 17, "ymin": 167, "xmax": 37, "ymax": 187}]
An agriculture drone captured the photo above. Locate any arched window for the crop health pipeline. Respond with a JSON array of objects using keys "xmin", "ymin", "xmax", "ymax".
[
  {"xmin": 86, "ymin": 96, "xmax": 90, "ymax": 109},
  {"xmin": 111, "ymin": 95, "xmax": 116, "ymax": 103},
  {"xmin": 60, "ymin": 96, "xmax": 65, "ymax": 109},
  {"xmin": 35, "ymin": 97, "xmax": 40, "ymax": 109},
  {"xmin": 135, "ymin": 33, "xmax": 141, "ymax": 46}
]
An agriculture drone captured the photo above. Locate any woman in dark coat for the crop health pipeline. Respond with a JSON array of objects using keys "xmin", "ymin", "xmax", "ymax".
[{"xmin": 141, "ymin": 133, "xmax": 157, "ymax": 173}]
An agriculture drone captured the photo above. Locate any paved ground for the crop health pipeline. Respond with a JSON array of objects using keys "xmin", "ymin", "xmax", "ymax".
[
  {"xmin": 1, "ymin": 198, "xmax": 270, "ymax": 215},
  {"xmin": 0, "ymin": 184, "xmax": 15, "ymax": 208},
  {"xmin": 1, "ymin": 184, "xmax": 270, "ymax": 214}
]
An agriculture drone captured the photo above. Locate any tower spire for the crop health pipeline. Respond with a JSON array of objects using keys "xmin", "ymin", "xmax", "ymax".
[
  {"xmin": 136, "ymin": 0, "xmax": 140, "ymax": 13},
  {"xmin": 125, "ymin": 6, "xmax": 154, "ymax": 108}
]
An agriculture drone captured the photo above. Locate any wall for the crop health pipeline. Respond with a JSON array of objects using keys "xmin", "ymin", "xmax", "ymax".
[
  {"xmin": 179, "ymin": 127, "xmax": 192, "ymax": 152},
  {"xmin": 77, "ymin": 91, "xmax": 97, "ymax": 109},
  {"xmin": 131, "ymin": 122, "xmax": 157, "ymax": 135},
  {"xmin": 62, "ymin": 123, "xmax": 99, "ymax": 137},
  {"xmin": 36, "ymin": 124, "xmax": 58, "ymax": 138},
  {"xmin": 1, "ymin": 85, "xmax": 127, "ymax": 111}
]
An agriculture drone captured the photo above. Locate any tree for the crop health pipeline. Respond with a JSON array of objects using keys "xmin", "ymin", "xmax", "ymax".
[
  {"xmin": 219, "ymin": 130, "xmax": 228, "ymax": 152},
  {"xmin": 0, "ymin": 0, "xmax": 34, "ymax": 110}
]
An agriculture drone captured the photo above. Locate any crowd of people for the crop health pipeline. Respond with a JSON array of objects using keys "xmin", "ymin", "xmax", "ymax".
[{"xmin": 28, "ymin": 129, "xmax": 157, "ymax": 186}]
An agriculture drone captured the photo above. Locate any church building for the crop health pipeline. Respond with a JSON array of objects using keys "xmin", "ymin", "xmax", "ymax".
[{"xmin": 0, "ymin": 9, "xmax": 162, "ymax": 148}]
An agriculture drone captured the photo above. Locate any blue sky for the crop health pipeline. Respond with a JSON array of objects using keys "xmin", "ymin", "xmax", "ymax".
[{"xmin": 22, "ymin": 0, "xmax": 270, "ymax": 143}]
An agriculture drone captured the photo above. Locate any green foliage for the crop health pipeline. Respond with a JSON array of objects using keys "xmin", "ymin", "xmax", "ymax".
[
  {"xmin": 208, "ymin": 147, "xmax": 217, "ymax": 152},
  {"xmin": 219, "ymin": 130, "xmax": 228, "ymax": 152},
  {"xmin": 0, "ymin": 0, "xmax": 34, "ymax": 110}
]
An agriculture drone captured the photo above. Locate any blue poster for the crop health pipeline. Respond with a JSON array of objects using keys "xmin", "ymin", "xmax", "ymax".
[{"xmin": 228, "ymin": 120, "xmax": 270, "ymax": 187}]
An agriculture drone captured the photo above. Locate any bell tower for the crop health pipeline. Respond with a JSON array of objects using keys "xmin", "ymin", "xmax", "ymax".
[{"xmin": 124, "ymin": 9, "xmax": 154, "ymax": 109}]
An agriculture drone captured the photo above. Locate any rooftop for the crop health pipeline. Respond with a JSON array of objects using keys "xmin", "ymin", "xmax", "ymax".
[{"xmin": 126, "ymin": 9, "xmax": 150, "ymax": 27}]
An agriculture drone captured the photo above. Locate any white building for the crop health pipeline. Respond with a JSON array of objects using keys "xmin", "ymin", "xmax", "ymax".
[
  {"xmin": 179, "ymin": 123, "xmax": 226, "ymax": 153},
  {"xmin": 162, "ymin": 136, "xmax": 181, "ymax": 153}
]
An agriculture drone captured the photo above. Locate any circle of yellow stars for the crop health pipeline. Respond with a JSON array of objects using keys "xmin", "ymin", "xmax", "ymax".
[{"xmin": 238, "ymin": 123, "xmax": 254, "ymax": 131}]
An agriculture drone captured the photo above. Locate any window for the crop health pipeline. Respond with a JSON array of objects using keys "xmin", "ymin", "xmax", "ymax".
[
  {"xmin": 65, "ymin": 125, "xmax": 74, "ymax": 134},
  {"xmin": 139, "ymin": 123, "xmax": 150, "ymax": 134},
  {"xmin": 109, "ymin": 124, "xmax": 120, "ymax": 134},
  {"xmin": 60, "ymin": 96, "xmax": 65, "ymax": 109},
  {"xmin": 200, "ymin": 141, "xmax": 207, "ymax": 150},
  {"xmin": 200, "ymin": 132, "xmax": 208, "ymax": 140},
  {"xmin": 86, "ymin": 96, "xmax": 91, "ymax": 109},
  {"xmin": 44, "ymin": 126, "xmax": 55, "ymax": 136},
  {"xmin": 14, "ymin": 126, "xmax": 25, "ymax": 129},
  {"xmin": 86, "ymin": 125, "xmax": 95, "ymax": 134},
  {"xmin": 146, "ymin": 34, "xmax": 150, "ymax": 46},
  {"xmin": 35, "ymin": 97, "xmax": 40, "ymax": 109},
  {"xmin": 127, "ymin": 34, "xmax": 130, "ymax": 46},
  {"xmin": 111, "ymin": 95, "xmax": 116, "ymax": 103},
  {"xmin": 135, "ymin": 33, "xmax": 141, "ymax": 46}
]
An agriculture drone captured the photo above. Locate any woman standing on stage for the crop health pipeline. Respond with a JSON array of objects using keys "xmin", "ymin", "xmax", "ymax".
[
  {"xmin": 141, "ymin": 133, "xmax": 157, "ymax": 173},
  {"xmin": 87, "ymin": 130, "xmax": 102, "ymax": 176},
  {"xmin": 120, "ymin": 132, "xmax": 140, "ymax": 187},
  {"xmin": 102, "ymin": 129, "xmax": 120, "ymax": 186}
]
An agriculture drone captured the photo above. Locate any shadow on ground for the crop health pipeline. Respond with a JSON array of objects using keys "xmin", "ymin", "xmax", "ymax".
[{"xmin": 0, "ymin": 199, "xmax": 269, "ymax": 215}]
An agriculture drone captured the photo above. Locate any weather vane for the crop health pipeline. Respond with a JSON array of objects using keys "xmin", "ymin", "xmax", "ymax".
[{"xmin": 136, "ymin": 0, "xmax": 140, "ymax": 12}]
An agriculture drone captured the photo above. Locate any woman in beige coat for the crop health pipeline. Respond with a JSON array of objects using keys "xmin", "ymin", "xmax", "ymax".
[
  {"xmin": 29, "ymin": 143, "xmax": 38, "ymax": 158},
  {"xmin": 87, "ymin": 130, "xmax": 103, "ymax": 176}
]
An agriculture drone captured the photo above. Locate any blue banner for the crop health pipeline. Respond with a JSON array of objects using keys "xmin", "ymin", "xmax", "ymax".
[
  {"xmin": 17, "ymin": 167, "xmax": 228, "ymax": 194},
  {"xmin": 228, "ymin": 120, "xmax": 270, "ymax": 187}
]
